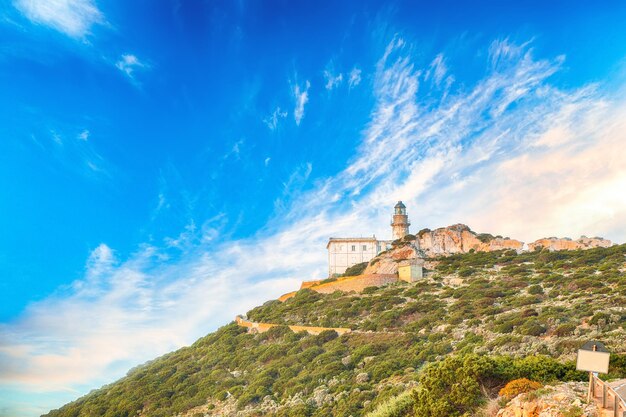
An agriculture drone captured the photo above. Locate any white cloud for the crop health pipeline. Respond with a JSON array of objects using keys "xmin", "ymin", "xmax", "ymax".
[
  {"xmin": 4, "ymin": 36, "xmax": 626, "ymax": 416},
  {"xmin": 264, "ymin": 157, "xmax": 271, "ymax": 167},
  {"xmin": 348, "ymin": 67, "xmax": 361, "ymax": 88},
  {"xmin": 222, "ymin": 139, "xmax": 243, "ymax": 160},
  {"xmin": 50, "ymin": 130, "xmax": 62, "ymax": 145},
  {"xmin": 424, "ymin": 54, "xmax": 451, "ymax": 88},
  {"xmin": 115, "ymin": 54, "xmax": 146, "ymax": 79},
  {"xmin": 13, "ymin": 0, "xmax": 104, "ymax": 39},
  {"xmin": 292, "ymin": 80, "xmax": 310, "ymax": 125},
  {"xmin": 263, "ymin": 107, "xmax": 287, "ymax": 130},
  {"xmin": 77, "ymin": 129, "xmax": 89, "ymax": 141},
  {"xmin": 324, "ymin": 70, "xmax": 343, "ymax": 90},
  {"xmin": 42, "ymin": 126, "xmax": 110, "ymax": 179}
]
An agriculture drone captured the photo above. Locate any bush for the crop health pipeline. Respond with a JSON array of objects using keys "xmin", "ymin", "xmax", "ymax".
[
  {"xmin": 477, "ymin": 233, "xmax": 495, "ymax": 243},
  {"xmin": 412, "ymin": 355, "xmax": 505, "ymax": 417},
  {"xmin": 458, "ymin": 267, "xmax": 476, "ymax": 277},
  {"xmin": 402, "ymin": 234, "xmax": 416, "ymax": 242},
  {"xmin": 412, "ymin": 354, "xmax": 584, "ymax": 417},
  {"xmin": 553, "ymin": 323, "xmax": 576, "ymax": 337},
  {"xmin": 365, "ymin": 390, "xmax": 415, "ymax": 417},
  {"xmin": 517, "ymin": 320, "xmax": 547, "ymax": 336},
  {"xmin": 498, "ymin": 378, "xmax": 542, "ymax": 400},
  {"xmin": 343, "ymin": 262, "xmax": 368, "ymax": 277}
]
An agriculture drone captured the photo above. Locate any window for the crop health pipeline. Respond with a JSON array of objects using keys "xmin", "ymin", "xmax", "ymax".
[
  {"xmin": 351, "ymin": 245, "xmax": 356, "ymax": 251},
  {"xmin": 362, "ymin": 245, "xmax": 367, "ymax": 251}
]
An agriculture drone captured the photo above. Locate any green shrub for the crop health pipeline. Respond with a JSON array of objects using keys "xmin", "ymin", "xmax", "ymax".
[
  {"xmin": 365, "ymin": 390, "xmax": 415, "ymax": 417},
  {"xmin": 517, "ymin": 319, "xmax": 547, "ymax": 336},
  {"xmin": 343, "ymin": 262, "xmax": 368, "ymax": 277},
  {"xmin": 458, "ymin": 267, "xmax": 476, "ymax": 277},
  {"xmin": 553, "ymin": 323, "xmax": 576, "ymax": 337},
  {"xmin": 412, "ymin": 354, "xmax": 585, "ymax": 417},
  {"xmin": 589, "ymin": 312, "xmax": 610, "ymax": 325}
]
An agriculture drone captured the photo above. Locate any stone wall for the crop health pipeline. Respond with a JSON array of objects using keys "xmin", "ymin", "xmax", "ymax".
[
  {"xmin": 306, "ymin": 274, "xmax": 398, "ymax": 294},
  {"xmin": 279, "ymin": 274, "xmax": 399, "ymax": 302},
  {"xmin": 235, "ymin": 315, "xmax": 351, "ymax": 336}
]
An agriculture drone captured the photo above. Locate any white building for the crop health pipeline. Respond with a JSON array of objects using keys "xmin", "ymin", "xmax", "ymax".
[
  {"xmin": 326, "ymin": 201, "xmax": 412, "ymax": 277},
  {"xmin": 326, "ymin": 237, "xmax": 390, "ymax": 277}
]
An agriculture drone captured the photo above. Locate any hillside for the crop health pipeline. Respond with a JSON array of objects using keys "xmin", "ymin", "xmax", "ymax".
[{"xmin": 44, "ymin": 245, "xmax": 626, "ymax": 417}]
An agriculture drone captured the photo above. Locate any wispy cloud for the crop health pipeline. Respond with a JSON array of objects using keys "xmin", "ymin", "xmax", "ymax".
[
  {"xmin": 324, "ymin": 69, "xmax": 343, "ymax": 90},
  {"xmin": 115, "ymin": 54, "xmax": 147, "ymax": 79},
  {"xmin": 3, "ymin": 36, "xmax": 626, "ymax": 417},
  {"xmin": 50, "ymin": 130, "xmax": 62, "ymax": 145},
  {"xmin": 222, "ymin": 139, "xmax": 243, "ymax": 160},
  {"xmin": 13, "ymin": 0, "xmax": 104, "ymax": 39},
  {"xmin": 348, "ymin": 67, "xmax": 362, "ymax": 88},
  {"xmin": 292, "ymin": 80, "xmax": 310, "ymax": 125},
  {"xmin": 424, "ymin": 54, "xmax": 451, "ymax": 88},
  {"xmin": 32, "ymin": 125, "xmax": 110, "ymax": 179},
  {"xmin": 77, "ymin": 129, "xmax": 89, "ymax": 141},
  {"xmin": 263, "ymin": 107, "xmax": 287, "ymax": 130}
]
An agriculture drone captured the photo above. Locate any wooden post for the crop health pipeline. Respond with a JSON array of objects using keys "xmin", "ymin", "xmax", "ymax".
[
  {"xmin": 588, "ymin": 372, "xmax": 594, "ymax": 402},
  {"xmin": 602, "ymin": 383, "xmax": 607, "ymax": 407},
  {"xmin": 614, "ymin": 395, "xmax": 618, "ymax": 417}
]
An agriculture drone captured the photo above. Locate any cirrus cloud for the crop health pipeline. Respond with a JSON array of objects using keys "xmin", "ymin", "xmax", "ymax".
[{"xmin": 13, "ymin": 0, "xmax": 104, "ymax": 39}]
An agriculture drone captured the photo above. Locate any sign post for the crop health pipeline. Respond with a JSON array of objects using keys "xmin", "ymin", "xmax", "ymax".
[{"xmin": 576, "ymin": 341, "xmax": 610, "ymax": 403}]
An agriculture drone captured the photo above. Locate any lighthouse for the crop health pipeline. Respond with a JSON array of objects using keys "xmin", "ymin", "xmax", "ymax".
[{"xmin": 391, "ymin": 201, "xmax": 410, "ymax": 240}]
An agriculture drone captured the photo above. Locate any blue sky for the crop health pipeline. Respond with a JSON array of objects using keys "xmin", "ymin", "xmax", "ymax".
[{"xmin": 2, "ymin": 1, "xmax": 626, "ymax": 415}]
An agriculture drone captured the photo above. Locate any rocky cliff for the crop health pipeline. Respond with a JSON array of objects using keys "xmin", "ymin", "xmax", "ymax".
[
  {"xmin": 417, "ymin": 224, "xmax": 524, "ymax": 256},
  {"xmin": 528, "ymin": 236, "xmax": 612, "ymax": 251}
]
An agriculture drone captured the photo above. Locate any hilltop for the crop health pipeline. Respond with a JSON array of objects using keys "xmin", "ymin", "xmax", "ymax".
[{"xmin": 44, "ymin": 245, "xmax": 626, "ymax": 417}]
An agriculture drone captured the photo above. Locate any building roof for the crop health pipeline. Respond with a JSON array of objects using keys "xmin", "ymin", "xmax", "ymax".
[
  {"xmin": 326, "ymin": 236, "xmax": 378, "ymax": 249},
  {"xmin": 394, "ymin": 201, "xmax": 406, "ymax": 209}
]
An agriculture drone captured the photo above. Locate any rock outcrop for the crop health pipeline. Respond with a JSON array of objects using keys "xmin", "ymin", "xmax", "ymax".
[
  {"xmin": 496, "ymin": 382, "xmax": 598, "ymax": 417},
  {"xmin": 363, "ymin": 243, "xmax": 420, "ymax": 275},
  {"xmin": 528, "ymin": 236, "xmax": 612, "ymax": 252},
  {"xmin": 417, "ymin": 224, "xmax": 524, "ymax": 257}
]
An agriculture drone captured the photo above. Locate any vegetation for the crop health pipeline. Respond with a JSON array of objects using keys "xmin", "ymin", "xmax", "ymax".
[
  {"xmin": 343, "ymin": 262, "xmax": 368, "ymax": 277},
  {"xmin": 498, "ymin": 378, "xmax": 543, "ymax": 400},
  {"xmin": 413, "ymin": 355, "xmax": 582, "ymax": 417},
  {"xmin": 44, "ymin": 245, "xmax": 626, "ymax": 417}
]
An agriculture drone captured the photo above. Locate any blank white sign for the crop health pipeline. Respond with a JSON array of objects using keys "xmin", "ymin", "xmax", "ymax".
[{"xmin": 576, "ymin": 349, "xmax": 610, "ymax": 374}]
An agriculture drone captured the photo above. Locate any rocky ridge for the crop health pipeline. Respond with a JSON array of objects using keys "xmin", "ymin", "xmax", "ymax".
[
  {"xmin": 528, "ymin": 236, "xmax": 613, "ymax": 252},
  {"xmin": 418, "ymin": 224, "xmax": 524, "ymax": 257},
  {"xmin": 363, "ymin": 224, "xmax": 613, "ymax": 276}
]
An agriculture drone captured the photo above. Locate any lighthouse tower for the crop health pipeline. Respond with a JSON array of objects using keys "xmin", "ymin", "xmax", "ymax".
[{"xmin": 391, "ymin": 201, "xmax": 410, "ymax": 240}]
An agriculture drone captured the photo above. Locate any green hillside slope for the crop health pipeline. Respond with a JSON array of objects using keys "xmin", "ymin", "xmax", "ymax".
[{"xmin": 44, "ymin": 245, "xmax": 626, "ymax": 417}]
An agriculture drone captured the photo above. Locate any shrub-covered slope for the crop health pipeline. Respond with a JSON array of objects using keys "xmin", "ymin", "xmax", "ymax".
[{"xmin": 44, "ymin": 245, "xmax": 626, "ymax": 417}]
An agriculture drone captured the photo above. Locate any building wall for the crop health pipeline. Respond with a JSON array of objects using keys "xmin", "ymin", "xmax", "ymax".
[
  {"xmin": 398, "ymin": 264, "xmax": 423, "ymax": 282},
  {"xmin": 327, "ymin": 239, "xmax": 381, "ymax": 276}
]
